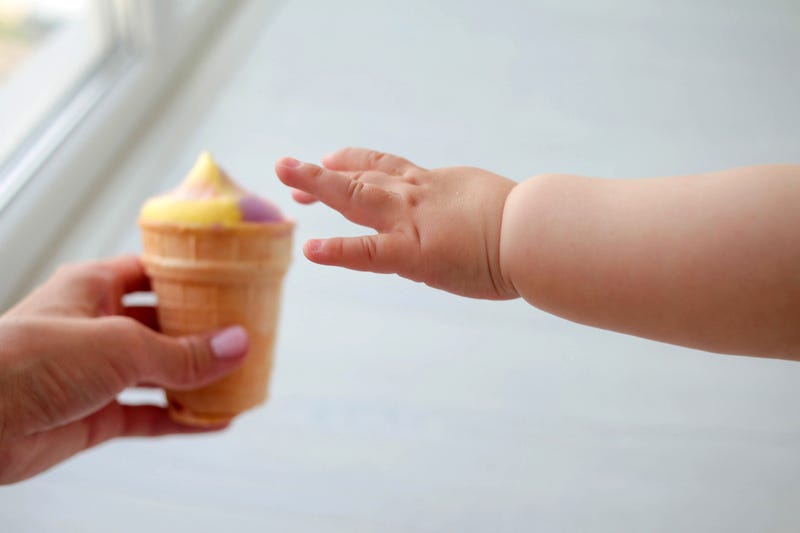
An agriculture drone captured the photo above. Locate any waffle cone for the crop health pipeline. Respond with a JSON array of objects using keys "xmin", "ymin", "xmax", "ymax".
[{"xmin": 139, "ymin": 219, "xmax": 293, "ymax": 427}]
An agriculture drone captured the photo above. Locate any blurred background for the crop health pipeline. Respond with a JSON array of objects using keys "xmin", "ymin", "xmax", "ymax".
[{"xmin": 1, "ymin": 1, "xmax": 799, "ymax": 531}]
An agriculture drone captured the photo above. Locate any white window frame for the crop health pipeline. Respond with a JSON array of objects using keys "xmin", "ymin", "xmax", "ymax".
[
  {"xmin": 0, "ymin": 0, "xmax": 244, "ymax": 309},
  {"xmin": 0, "ymin": 1, "xmax": 113, "ymax": 169}
]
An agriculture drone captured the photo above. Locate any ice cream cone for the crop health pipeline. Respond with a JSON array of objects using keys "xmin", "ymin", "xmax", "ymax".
[{"xmin": 139, "ymin": 219, "xmax": 293, "ymax": 427}]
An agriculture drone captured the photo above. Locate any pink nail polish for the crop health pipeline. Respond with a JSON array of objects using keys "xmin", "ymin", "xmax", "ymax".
[
  {"xmin": 210, "ymin": 326, "xmax": 249, "ymax": 358},
  {"xmin": 281, "ymin": 157, "xmax": 301, "ymax": 168}
]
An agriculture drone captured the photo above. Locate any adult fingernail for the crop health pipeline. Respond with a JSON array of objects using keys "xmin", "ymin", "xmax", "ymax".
[
  {"xmin": 280, "ymin": 157, "xmax": 301, "ymax": 168},
  {"xmin": 210, "ymin": 326, "xmax": 249, "ymax": 359}
]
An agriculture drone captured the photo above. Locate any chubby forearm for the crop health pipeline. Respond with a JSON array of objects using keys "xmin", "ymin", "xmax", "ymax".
[{"xmin": 499, "ymin": 165, "xmax": 800, "ymax": 359}]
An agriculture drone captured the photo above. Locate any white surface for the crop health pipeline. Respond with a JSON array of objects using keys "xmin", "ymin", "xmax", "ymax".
[{"xmin": 3, "ymin": 0, "xmax": 800, "ymax": 532}]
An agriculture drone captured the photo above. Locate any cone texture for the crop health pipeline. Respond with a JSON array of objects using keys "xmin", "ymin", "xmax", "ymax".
[{"xmin": 139, "ymin": 220, "xmax": 293, "ymax": 426}]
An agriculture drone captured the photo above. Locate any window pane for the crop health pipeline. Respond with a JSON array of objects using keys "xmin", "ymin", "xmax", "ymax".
[{"xmin": 0, "ymin": 0, "xmax": 111, "ymax": 167}]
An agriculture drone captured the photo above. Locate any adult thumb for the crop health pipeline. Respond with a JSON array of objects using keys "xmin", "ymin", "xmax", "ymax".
[{"xmin": 140, "ymin": 325, "xmax": 250, "ymax": 390}]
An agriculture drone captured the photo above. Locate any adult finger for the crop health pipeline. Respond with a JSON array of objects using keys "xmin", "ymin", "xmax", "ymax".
[
  {"xmin": 322, "ymin": 147, "xmax": 421, "ymax": 175},
  {"xmin": 0, "ymin": 317, "xmax": 249, "ymax": 440},
  {"xmin": 94, "ymin": 255, "xmax": 151, "ymax": 294},
  {"xmin": 0, "ymin": 402, "xmax": 225, "ymax": 485},
  {"xmin": 81, "ymin": 402, "xmax": 226, "ymax": 443},
  {"xmin": 276, "ymin": 158, "xmax": 398, "ymax": 229},
  {"xmin": 303, "ymin": 233, "xmax": 414, "ymax": 274},
  {"xmin": 134, "ymin": 324, "xmax": 250, "ymax": 390},
  {"xmin": 123, "ymin": 305, "xmax": 160, "ymax": 331},
  {"xmin": 57, "ymin": 255, "xmax": 150, "ymax": 301},
  {"xmin": 7, "ymin": 255, "xmax": 150, "ymax": 318}
]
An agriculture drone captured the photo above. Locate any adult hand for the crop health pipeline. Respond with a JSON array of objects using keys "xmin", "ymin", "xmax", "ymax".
[{"xmin": 0, "ymin": 255, "xmax": 249, "ymax": 484}]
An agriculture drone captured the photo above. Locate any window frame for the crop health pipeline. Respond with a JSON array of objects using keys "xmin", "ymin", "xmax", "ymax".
[
  {"xmin": 0, "ymin": 0, "xmax": 114, "ymax": 172},
  {"xmin": 0, "ymin": 0, "xmax": 244, "ymax": 309}
]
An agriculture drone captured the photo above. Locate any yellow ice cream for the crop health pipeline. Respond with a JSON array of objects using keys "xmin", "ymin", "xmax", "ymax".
[{"xmin": 140, "ymin": 152, "xmax": 283, "ymax": 226}]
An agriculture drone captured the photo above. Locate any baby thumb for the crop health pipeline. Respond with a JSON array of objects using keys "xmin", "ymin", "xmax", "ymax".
[{"xmin": 142, "ymin": 325, "xmax": 250, "ymax": 390}]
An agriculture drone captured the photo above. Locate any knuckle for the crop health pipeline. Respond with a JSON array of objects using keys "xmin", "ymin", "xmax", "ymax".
[
  {"xmin": 306, "ymin": 164, "xmax": 324, "ymax": 179},
  {"xmin": 403, "ymin": 176, "xmax": 420, "ymax": 186},
  {"xmin": 90, "ymin": 270, "xmax": 116, "ymax": 294},
  {"xmin": 403, "ymin": 191, "xmax": 420, "ymax": 209},
  {"xmin": 368, "ymin": 151, "xmax": 387, "ymax": 166},
  {"xmin": 346, "ymin": 171, "xmax": 400, "ymax": 211},
  {"xmin": 361, "ymin": 237, "xmax": 378, "ymax": 263},
  {"xmin": 98, "ymin": 316, "xmax": 144, "ymax": 381},
  {"xmin": 399, "ymin": 221, "xmax": 422, "ymax": 250},
  {"xmin": 346, "ymin": 178, "xmax": 367, "ymax": 201},
  {"xmin": 327, "ymin": 238, "xmax": 345, "ymax": 259},
  {"xmin": 101, "ymin": 315, "xmax": 139, "ymax": 339},
  {"xmin": 397, "ymin": 186, "xmax": 420, "ymax": 209},
  {"xmin": 176, "ymin": 337, "xmax": 206, "ymax": 384},
  {"xmin": 56, "ymin": 261, "xmax": 115, "ymax": 293},
  {"xmin": 367, "ymin": 187, "xmax": 399, "ymax": 211},
  {"xmin": 52, "ymin": 263, "xmax": 87, "ymax": 286}
]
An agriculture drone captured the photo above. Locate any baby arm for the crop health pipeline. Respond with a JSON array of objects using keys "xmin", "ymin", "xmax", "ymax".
[
  {"xmin": 276, "ymin": 149, "xmax": 800, "ymax": 359},
  {"xmin": 502, "ymin": 165, "xmax": 800, "ymax": 359}
]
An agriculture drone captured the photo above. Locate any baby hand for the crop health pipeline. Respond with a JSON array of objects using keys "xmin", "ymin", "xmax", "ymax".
[{"xmin": 275, "ymin": 148, "xmax": 518, "ymax": 299}]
